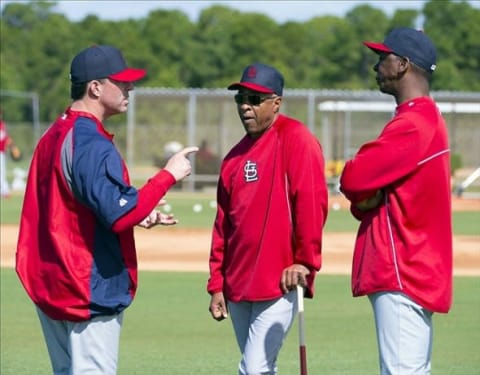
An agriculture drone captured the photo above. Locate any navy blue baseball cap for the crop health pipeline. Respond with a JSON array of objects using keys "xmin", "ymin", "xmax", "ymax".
[
  {"xmin": 364, "ymin": 27, "xmax": 437, "ymax": 73},
  {"xmin": 70, "ymin": 45, "xmax": 146, "ymax": 84},
  {"xmin": 228, "ymin": 63, "xmax": 284, "ymax": 96}
]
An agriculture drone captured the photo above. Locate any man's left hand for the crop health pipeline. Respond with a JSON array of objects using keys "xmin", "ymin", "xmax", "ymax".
[{"xmin": 281, "ymin": 264, "xmax": 310, "ymax": 294}]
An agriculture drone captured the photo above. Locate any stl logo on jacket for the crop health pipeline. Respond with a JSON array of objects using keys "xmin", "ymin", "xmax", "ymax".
[{"xmin": 244, "ymin": 160, "xmax": 258, "ymax": 182}]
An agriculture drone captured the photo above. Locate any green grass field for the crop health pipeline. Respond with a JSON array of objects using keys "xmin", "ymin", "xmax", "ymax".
[
  {"xmin": 1, "ymin": 191, "xmax": 479, "ymax": 373},
  {"xmin": 1, "ymin": 269, "xmax": 479, "ymax": 374},
  {"xmin": 1, "ymin": 192, "xmax": 479, "ymax": 235}
]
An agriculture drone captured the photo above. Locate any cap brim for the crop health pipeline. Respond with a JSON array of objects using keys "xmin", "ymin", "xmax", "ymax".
[
  {"xmin": 363, "ymin": 41, "xmax": 393, "ymax": 54},
  {"xmin": 227, "ymin": 82, "xmax": 274, "ymax": 94},
  {"xmin": 109, "ymin": 68, "xmax": 146, "ymax": 82}
]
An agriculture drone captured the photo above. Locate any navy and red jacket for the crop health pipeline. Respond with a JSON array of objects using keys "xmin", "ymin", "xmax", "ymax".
[
  {"xmin": 16, "ymin": 107, "xmax": 175, "ymax": 321},
  {"xmin": 340, "ymin": 97, "xmax": 452, "ymax": 313},
  {"xmin": 207, "ymin": 114, "xmax": 328, "ymax": 301}
]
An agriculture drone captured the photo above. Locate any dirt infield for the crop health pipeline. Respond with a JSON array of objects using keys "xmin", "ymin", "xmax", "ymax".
[{"xmin": 2, "ymin": 196, "xmax": 479, "ymax": 275}]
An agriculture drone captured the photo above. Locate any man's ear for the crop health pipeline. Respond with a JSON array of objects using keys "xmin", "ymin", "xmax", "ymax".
[
  {"xmin": 88, "ymin": 80, "xmax": 103, "ymax": 98},
  {"xmin": 273, "ymin": 96, "xmax": 282, "ymax": 113},
  {"xmin": 399, "ymin": 56, "xmax": 411, "ymax": 73}
]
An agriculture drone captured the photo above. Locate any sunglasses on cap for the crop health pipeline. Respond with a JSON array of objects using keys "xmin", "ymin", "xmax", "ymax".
[{"xmin": 234, "ymin": 94, "xmax": 276, "ymax": 106}]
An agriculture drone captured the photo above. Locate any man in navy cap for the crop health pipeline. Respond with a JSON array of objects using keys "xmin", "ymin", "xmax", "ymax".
[
  {"xmin": 16, "ymin": 45, "xmax": 198, "ymax": 374},
  {"xmin": 207, "ymin": 63, "xmax": 328, "ymax": 374},
  {"xmin": 340, "ymin": 28, "xmax": 452, "ymax": 374}
]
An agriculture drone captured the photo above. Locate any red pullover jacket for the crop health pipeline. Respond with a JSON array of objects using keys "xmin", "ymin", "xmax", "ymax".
[
  {"xmin": 340, "ymin": 97, "xmax": 452, "ymax": 313},
  {"xmin": 16, "ymin": 108, "xmax": 176, "ymax": 321},
  {"xmin": 207, "ymin": 114, "xmax": 328, "ymax": 302}
]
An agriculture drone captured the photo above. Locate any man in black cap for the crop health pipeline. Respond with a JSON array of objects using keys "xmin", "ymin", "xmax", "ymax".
[
  {"xmin": 207, "ymin": 62, "xmax": 328, "ymax": 374},
  {"xmin": 16, "ymin": 45, "xmax": 198, "ymax": 374},
  {"xmin": 340, "ymin": 27, "xmax": 452, "ymax": 374}
]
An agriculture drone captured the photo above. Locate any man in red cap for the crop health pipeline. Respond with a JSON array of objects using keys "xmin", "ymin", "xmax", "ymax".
[
  {"xmin": 207, "ymin": 62, "xmax": 328, "ymax": 374},
  {"xmin": 340, "ymin": 28, "xmax": 452, "ymax": 374},
  {"xmin": 16, "ymin": 45, "xmax": 198, "ymax": 374}
]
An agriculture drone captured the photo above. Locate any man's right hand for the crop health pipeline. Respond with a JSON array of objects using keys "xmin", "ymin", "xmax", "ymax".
[
  {"xmin": 164, "ymin": 146, "xmax": 199, "ymax": 181},
  {"xmin": 209, "ymin": 292, "xmax": 228, "ymax": 321}
]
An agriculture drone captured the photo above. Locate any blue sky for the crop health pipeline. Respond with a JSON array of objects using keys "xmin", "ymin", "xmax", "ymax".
[{"xmin": 5, "ymin": 0, "xmax": 477, "ymax": 23}]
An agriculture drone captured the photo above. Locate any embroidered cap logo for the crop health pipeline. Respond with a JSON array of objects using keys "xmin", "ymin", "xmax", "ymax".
[{"xmin": 246, "ymin": 66, "xmax": 257, "ymax": 79}]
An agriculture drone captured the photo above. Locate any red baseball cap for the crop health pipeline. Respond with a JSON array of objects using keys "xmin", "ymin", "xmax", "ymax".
[{"xmin": 70, "ymin": 45, "xmax": 146, "ymax": 84}]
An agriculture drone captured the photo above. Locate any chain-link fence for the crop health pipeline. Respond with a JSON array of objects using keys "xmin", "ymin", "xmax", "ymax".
[
  {"xmin": 2, "ymin": 88, "xmax": 479, "ymax": 192},
  {"xmin": 125, "ymin": 88, "xmax": 480, "ymax": 191}
]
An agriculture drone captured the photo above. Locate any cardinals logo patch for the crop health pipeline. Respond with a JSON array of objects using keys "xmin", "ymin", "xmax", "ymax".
[{"xmin": 244, "ymin": 160, "xmax": 258, "ymax": 182}]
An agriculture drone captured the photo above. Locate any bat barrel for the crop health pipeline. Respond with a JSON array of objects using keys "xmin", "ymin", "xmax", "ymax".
[{"xmin": 299, "ymin": 345, "xmax": 308, "ymax": 375}]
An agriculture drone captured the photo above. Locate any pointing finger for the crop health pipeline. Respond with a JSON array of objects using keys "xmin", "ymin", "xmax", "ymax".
[{"xmin": 180, "ymin": 146, "xmax": 199, "ymax": 157}]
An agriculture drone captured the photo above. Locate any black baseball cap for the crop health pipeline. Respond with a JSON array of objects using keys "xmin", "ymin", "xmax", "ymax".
[
  {"xmin": 70, "ymin": 45, "xmax": 146, "ymax": 84},
  {"xmin": 364, "ymin": 27, "xmax": 437, "ymax": 73},
  {"xmin": 228, "ymin": 63, "xmax": 284, "ymax": 96}
]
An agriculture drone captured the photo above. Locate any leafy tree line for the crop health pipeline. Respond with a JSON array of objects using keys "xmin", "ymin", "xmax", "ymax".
[{"xmin": 1, "ymin": 0, "xmax": 479, "ymax": 122}]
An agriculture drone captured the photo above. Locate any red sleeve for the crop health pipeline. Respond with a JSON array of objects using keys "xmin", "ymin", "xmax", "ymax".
[
  {"xmin": 340, "ymin": 117, "xmax": 421, "ymax": 204},
  {"xmin": 207, "ymin": 181, "xmax": 228, "ymax": 295},
  {"xmin": 285, "ymin": 123, "xmax": 328, "ymax": 274},
  {"xmin": 112, "ymin": 169, "xmax": 176, "ymax": 232}
]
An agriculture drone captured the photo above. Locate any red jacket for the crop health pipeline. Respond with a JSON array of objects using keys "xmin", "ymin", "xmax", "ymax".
[
  {"xmin": 340, "ymin": 97, "xmax": 452, "ymax": 313},
  {"xmin": 16, "ymin": 108, "xmax": 176, "ymax": 321},
  {"xmin": 207, "ymin": 114, "xmax": 328, "ymax": 301}
]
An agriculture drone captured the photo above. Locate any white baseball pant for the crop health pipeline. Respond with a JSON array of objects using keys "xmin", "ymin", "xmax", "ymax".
[
  {"xmin": 228, "ymin": 290, "xmax": 297, "ymax": 375},
  {"xmin": 36, "ymin": 307, "xmax": 123, "ymax": 375},
  {"xmin": 369, "ymin": 292, "xmax": 433, "ymax": 375}
]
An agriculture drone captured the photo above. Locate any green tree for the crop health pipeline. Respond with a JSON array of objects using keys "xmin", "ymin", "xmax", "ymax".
[
  {"xmin": 140, "ymin": 9, "xmax": 195, "ymax": 87},
  {"xmin": 1, "ymin": 0, "xmax": 479, "ymax": 124},
  {"xmin": 299, "ymin": 16, "xmax": 352, "ymax": 88},
  {"xmin": 423, "ymin": 0, "xmax": 480, "ymax": 90},
  {"xmin": 279, "ymin": 21, "xmax": 315, "ymax": 88},
  {"xmin": 186, "ymin": 5, "xmax": 241, "ymax": 88},
  {"xmin": 345, "ymin": 4, "xmax": 390, "ymax": 89},
  {"xmin": 388, "ymin": 9, "xmax": 419, "ymax": 29},
  {"xmin": 226, "ymin": 12, "xmax": 285, "ymax": 75},
  {"xmin": 1, "ymin": 1, "xmax": 73, "ymax": 120}
]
